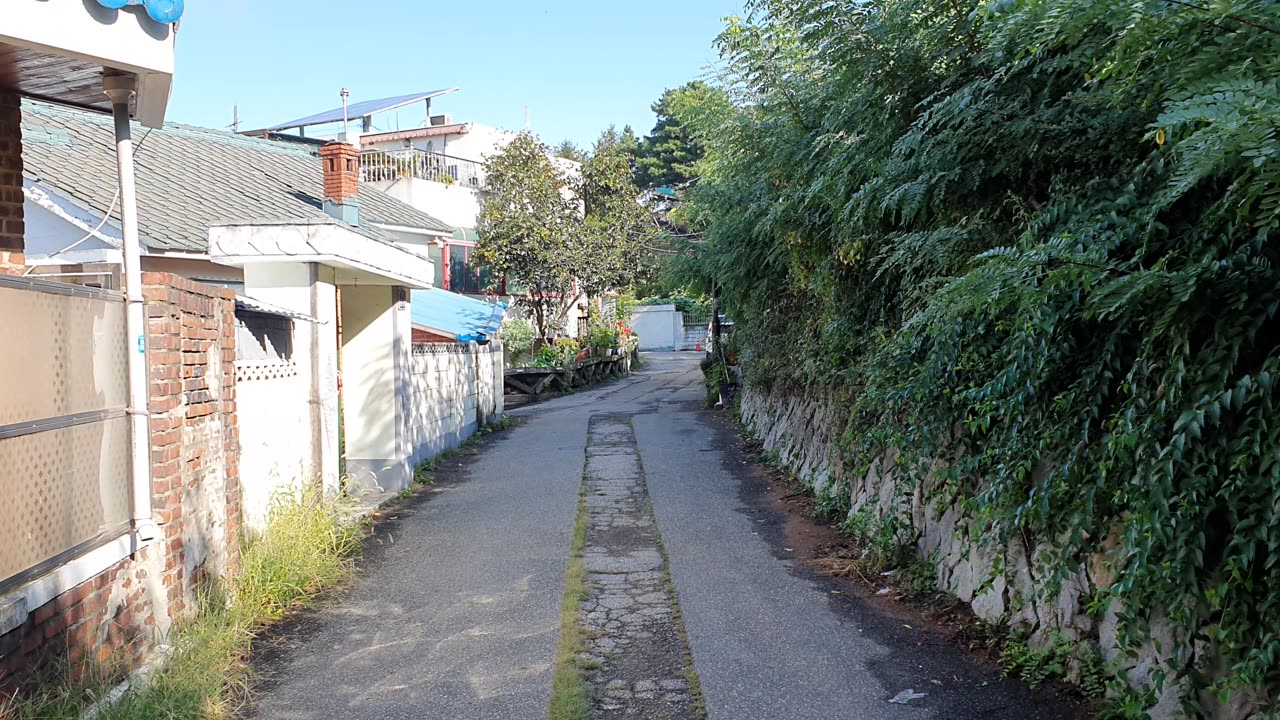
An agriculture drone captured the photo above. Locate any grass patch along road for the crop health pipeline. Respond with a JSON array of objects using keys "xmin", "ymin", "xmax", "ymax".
[{"xmin": 548, "ymin": 485, "xmax": 593, "ymax": 720}]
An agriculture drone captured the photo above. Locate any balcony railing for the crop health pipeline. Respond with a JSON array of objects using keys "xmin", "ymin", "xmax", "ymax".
[{"xmin": 360, "ymin": 148, "xmax": 486, "ymax": 190}]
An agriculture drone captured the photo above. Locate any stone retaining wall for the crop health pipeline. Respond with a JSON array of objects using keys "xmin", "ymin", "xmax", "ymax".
[{"xmin": 739, "ymin": 386, "xmax": 1261, "ymax": 720}]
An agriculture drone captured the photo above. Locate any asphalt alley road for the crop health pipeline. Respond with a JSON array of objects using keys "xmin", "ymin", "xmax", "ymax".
[{"xmin": 253, "ymin": 353, "xmax": 1076, "ymax": 720}]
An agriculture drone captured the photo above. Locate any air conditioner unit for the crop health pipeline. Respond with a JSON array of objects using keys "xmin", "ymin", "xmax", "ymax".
[{"xmin": 429, "ymin": 114, "xmax": 453, "ymax": 126}]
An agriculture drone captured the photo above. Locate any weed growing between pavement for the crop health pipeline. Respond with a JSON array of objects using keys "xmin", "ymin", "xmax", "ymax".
[
  {"xmin": 1, "ymin": 487, "xmax": 360, "ymax": 720},
  {"xmin": 548, "ymin": 484, "xmax": 592, "ymax": 720}
]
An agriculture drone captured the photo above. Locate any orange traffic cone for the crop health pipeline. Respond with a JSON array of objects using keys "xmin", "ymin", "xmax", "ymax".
[{"xmin": 696, "ymin": 341, "xmax": 703, "ymax": 352}]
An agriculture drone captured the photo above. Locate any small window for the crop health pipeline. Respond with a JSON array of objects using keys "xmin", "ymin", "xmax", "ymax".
[{"xmin": 235, "ymin": 312, "xmax": 294, "ymax": 362}]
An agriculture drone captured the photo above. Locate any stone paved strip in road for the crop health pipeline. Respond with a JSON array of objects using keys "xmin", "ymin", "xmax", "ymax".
[{"xmin": 578, "ymin": 414, "xmax": 702, "ymax": 719}]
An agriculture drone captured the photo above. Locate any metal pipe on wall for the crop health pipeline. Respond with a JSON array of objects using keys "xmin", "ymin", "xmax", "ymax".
[{"xmin": 104, "ymin": 73, "xmax": 158, "ymax": 549}]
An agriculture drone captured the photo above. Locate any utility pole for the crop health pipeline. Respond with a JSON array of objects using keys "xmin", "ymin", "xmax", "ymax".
[
  {"xmin": 711, "ymin": 280, "xmax": 721, "ymax": 358},
  {"xmin": 340, "ymin": 87, "xmax": 350, "ymax": 137}
]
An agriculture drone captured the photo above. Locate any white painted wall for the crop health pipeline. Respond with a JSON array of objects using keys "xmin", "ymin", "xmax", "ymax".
[
  {"xmin": 236, "ymin": 371, "xmax": 309, "ymax": 535},
  {"xmin": 407, "ymin": 343, "xmax": 504, "ymax": 467},
  {"xmin": 340, "ymin": 285, "xmax": 412, "ymax": 493},
  {"xmin": 630, "ymin": 305, "xmax": 681, "ymax": 351},
  {"xmin": 242, "ymin": 262, "xmax": 340, "ymax": 497},
  {"xmin": 367, "ymin": 125, "xmax": 518, "ymax": 163},
  {"xmin": 364, "ymin": 123, "xmax": 582, "ymax": 230},
  {"xmin": 370, "ymin": 177, "xmax": 484, "ymax": 229},
  {"xmin": 22, "ymin": 200, "xmax": 116, "ymax": 258}
]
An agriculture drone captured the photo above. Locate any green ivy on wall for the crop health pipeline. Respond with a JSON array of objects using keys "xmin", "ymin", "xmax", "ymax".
[{"xmin": 678, "ymin": 0, "xmax": 1280, "ymax": 707}]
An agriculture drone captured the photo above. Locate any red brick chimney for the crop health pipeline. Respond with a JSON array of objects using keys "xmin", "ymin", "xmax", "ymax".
[{"xmin": 320, "ymin": 141, "xmax": 360, "ymax": 226}]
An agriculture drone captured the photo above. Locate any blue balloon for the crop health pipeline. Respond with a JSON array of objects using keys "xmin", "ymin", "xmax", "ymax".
[{"xmin": 96, "ymin": 0, "xmax": 184, "ymax": 24}]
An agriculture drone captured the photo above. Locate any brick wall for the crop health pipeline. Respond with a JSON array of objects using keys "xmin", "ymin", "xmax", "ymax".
[
  {"xmin": 0, "ymin": 92, "xmax": 24, "ymax": 275},
  {"xmin": 144, "ymin": 272, "xmax": 241, "ymax": 616},
  {"xmin": 412, "ymin": 327, "xmax": 455, "ymax": 343},
  {"xmin": 0, "ymin": 547, "xmax": 162, "ymax": 692},
  {"xmin": 0, "ymin": 274, "xmax": 239, "ymax": 695}
]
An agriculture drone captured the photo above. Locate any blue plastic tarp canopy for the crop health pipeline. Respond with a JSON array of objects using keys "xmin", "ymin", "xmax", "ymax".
[{"xmin": 410, "ymin": 288, "xmax": 507, "ymax": 343}]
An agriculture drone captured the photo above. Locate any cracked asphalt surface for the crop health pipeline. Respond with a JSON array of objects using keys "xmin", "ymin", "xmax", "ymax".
[{"xmin": 252, "ymin": 353, "xmax": 1077, "ymax": 719}]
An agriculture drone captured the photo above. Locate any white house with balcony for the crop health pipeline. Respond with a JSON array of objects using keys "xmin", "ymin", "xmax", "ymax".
[{"xmin": 257, "ymin": 90, "xmax": 583, "ymax": 320}]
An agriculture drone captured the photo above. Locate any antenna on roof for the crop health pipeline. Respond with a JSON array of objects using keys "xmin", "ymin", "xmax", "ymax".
[
  {"xmin": 231, "ymin": 104, "xmax": 240, "ymax": 132},
  {"xmin": 340, "ymin": 88, "xmax": 350, "ymax": 137},
  {"xmin": 524, "ymin": 105, "xmax": 531, "ymax": 132}
]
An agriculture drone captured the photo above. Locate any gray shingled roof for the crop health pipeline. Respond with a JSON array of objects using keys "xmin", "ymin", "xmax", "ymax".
[{"xmin": 20, "ymin": 99, "xmax": 453, "ymax": 253}]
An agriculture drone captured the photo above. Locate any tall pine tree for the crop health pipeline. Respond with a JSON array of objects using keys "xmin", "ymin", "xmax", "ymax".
[{"xmin": 634, "ymin": 82, "xmax": 708, "ymax": 189}]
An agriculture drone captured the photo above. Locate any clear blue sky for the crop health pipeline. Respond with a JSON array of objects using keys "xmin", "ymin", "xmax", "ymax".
[{"xmin": 168, "ymin": 1, "xmax": 741, "ymax": 148}]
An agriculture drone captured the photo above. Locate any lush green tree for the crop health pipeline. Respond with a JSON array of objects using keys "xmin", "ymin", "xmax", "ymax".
[
  {"xmin": 685, "ymin": 0, "xmax": 1280, "ymax": 708},
  {"xmin": 474, "ymin": 133, "xmax": 582, "ymax": 338},
  {"xmin": 634, "ymin": 82, "xmax": 711, "ymax": 189},
  {"xmin": 578, "ymin": 150, "xmax": 656, "ymax": 297},
  {"xmin": 477, "ymin": 133, "xmax": 657, "ymax": 338},
  {"xmin": 552, "ymin": 138, "xmax": 587, "ymax": 164},
  {"xmin": 591, "ymin": 124, "xmax": 641, "ymax": 162}
]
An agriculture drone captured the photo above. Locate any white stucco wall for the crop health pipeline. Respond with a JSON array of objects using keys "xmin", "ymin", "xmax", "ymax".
[
  {"xmin": 630, "ymin": 305, "xmax": 681, "ymax": 351},
  {"xmin": 370, "ymin": 177, "xmax": 484, "ymax": 229},
  {"xmin": 242, "ymin": 263, "xmax": 340, "ymax": 497},
  {"xmin": 340, "ymin": 285, "xmax": 412, "ymax": 493},
  {"xmin": 236, "ymin": 370, "xmax": 310, "ymax": 535}
]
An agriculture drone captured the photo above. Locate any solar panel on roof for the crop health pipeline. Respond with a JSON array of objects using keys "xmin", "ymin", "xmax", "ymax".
[{"xmin": 267, "ymin": 89, "xmax": 459, "ymax": 131}]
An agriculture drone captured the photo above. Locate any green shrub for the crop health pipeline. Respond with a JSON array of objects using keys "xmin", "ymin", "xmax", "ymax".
[
  {"xmin": 500, "ymin": 317, "xmax": 535, "ymax": 360},
  {"xmin": 533, "ymin": 345, "xmax": 563, "ymax": 368},
  {"xmin": 532, "ymin": 338, "xmax": 580, "ymax": 368},
  {"xmin": 640, "ymin": 295, "xmax": 710, "ymax": 316},
  {"xmin": 586, "ymin": 321, "xmax": 619, "ymax": 355}
]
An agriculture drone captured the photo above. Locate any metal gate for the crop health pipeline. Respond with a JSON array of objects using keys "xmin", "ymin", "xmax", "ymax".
[
  {"xmin": 0, "ymin": 275, "xmax": 132, "ymax": 593},
  {"xmin": 680, "ymin": 312, "xmax": 711, "ymax": 351}
]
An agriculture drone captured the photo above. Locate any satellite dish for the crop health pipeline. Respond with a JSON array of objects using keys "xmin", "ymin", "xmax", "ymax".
[{"xmin": 96, "ymin": 0, "xmax": 185, "ymax": 24}]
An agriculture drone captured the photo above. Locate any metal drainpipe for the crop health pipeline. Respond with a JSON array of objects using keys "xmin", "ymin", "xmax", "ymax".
[{"xmin": 103, "ymin": 73, "xmax": 158, "ymax": 549}]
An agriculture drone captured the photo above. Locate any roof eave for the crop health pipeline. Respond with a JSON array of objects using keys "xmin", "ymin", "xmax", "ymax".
[
  {"xmin": 410, "ymin": 322, "xmax": 460, "ymax": 339},
  {"xmin": 208, "ymin": 221, "xmax": 436, "ymax": 289},
  {"xmin": 372, "ymin": 222, "xmax": 453, "ymax": 239}
]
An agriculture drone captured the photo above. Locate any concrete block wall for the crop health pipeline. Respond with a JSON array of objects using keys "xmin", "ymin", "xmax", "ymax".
[
  {"xmin": 0, "ymin": 92, "xmax": 24, "ymax": 275},
  {"xmin": 0, "ymin": 273, "xmax": 240, "ymax": 695},
  {"xmin": 407, "ymin": 342, "xmax": 503, "ymax": 468}
]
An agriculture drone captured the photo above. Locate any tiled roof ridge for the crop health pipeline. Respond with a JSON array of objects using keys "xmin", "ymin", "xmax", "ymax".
[
  {"xmin": 18, "ymin": 98, "xmax": 456, "ymax": 252},
  {"xmin": 22, "ymin": 98, "xmax": 319, "ymax": 160}
]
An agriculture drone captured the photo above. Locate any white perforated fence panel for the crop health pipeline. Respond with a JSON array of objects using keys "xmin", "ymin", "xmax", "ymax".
[
  {"xmin": 0, "ymin": 281, "xmax": 128, "ymax": 426},
  {"xmin": 0, "ymin": 277, "xmax": 132, "ymax": 592}
]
